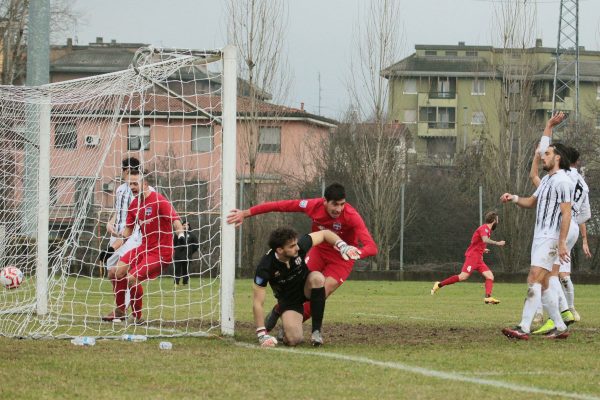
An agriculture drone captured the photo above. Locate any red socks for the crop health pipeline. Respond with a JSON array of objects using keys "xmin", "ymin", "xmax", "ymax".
[
  {"xmin": 485, "ymin": 279, "xmax": 494, "ymax": 297},
  {"xmin": 439, "ymin": 275, "xmax": 460, "ymax": 287},
  {"xmin": 113, "ymin": 277, "xmax": 128, "ymax": 313},
  {"xmin": 129, "ymin": 284, "xmax": 144, "ymax": 319},
  {"xmin": 302, "ymin": 302, "xmax": 311, "ymax": 322}
]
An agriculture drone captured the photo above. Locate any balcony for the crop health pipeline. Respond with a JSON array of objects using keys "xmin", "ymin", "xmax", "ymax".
[
  {"xmin": 530, "ymin": 95, "xmax": 573, "ymax": 111},
  {"xmin": 417, "ymin": 121, "xmax": 457, "ymax": 137},
  {"xmin": 418, "ymin": 91, "xmax": 457, "ymax": 108}
]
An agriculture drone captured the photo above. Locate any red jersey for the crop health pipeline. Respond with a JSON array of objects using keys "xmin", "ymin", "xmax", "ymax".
[
  {"xmin": 249, "ymin": 198, "xmax": 378, "ymax": 258},
  {"xmin": 464, "ymin": 224, "xmax": 491, "ymax": 258},
  {"xmin": 126, "ymin": 191, "xmax": 179, "ymax": 252}
]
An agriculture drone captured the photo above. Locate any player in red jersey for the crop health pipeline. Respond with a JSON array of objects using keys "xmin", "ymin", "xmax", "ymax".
[
  {"xmin": 103, "ymin": 169, "xmax": 185, "ymax": 324},
  {"xmin": 227, "ymin": 183, "xmax": 377, "ymax": 330},
  {"xmin": 431, "ymin": 211, "xmax": 506, "ymax": 304}
]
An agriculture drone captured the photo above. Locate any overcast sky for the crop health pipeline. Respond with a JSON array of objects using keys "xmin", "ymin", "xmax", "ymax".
[{"xmin": 69, "ymin": 0, "xmax": 600, "ymax": 119}]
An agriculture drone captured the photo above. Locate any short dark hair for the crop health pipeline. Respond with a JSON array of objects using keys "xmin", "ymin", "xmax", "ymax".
[
  {"xmin": 566, "ymin": 146, "xmax": 580, "ymax": 164},
  {"xmin": 324, "ymin": 183, "xmax": 346, "ymax": 202},
  {"xmin": 122, "ymin": 157, "xmax": 141, "ymax": 172},
  {"xmin": 484, "ymin": 211, "xmax": 498, "ymax": 224},
  {"xmin": 268, "ymin": 227, "xmax": 298, "ymax": 250},
  {"xmin": 549, "ymin": 143, "xmax": 571, "ymax": 170}
]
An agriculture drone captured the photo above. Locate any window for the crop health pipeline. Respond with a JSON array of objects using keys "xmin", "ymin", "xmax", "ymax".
[
  {"xmin": 54, "ymin": 123, "xmax": 77, "ymax": 149},
  {"xmin": 509, "ymin": 81, "xmax": 521, "ymax": 94},
  {"xmin": 403, "ymin": 79, "xmax": 417, "ymax": 94},
  {"xmin": 472, "ymin": 80, "xmax": 485, "ymax": 95},
  {"xmin": 466, "ymin": 51, "xmax": 478, "ymax": 57},
  {"xmin": 424, "ymin": 50, "xmax": 437, "ymax": 56},
  {"xmin": 471, "ymin": 111, "xmax": 486, "ymax": 125},
  {"xmin": 258, "ymin": 127, "xmax": 281, "ymax": 153},
  {"xmin": 128, "ymin": 126, "xmax": 150, "ymax": 151},
  {"xmin": 445, "ymin": 50, "xmax": 458, "ymax": 56},
  {"xmin": 191, "ymin": 125, "xmax": 213, "ymax": 152},
  {"xmin": 403, "ymin": 110, "xmax": 417, "ymax": 124}
]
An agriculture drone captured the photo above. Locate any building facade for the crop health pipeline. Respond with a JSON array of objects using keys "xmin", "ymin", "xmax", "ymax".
[{"xmin": 383, "ymin": 40, "xmax": 600, "ymax": 164}]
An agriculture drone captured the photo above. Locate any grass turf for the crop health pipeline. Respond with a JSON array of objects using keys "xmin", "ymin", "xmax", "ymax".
[{"xmin": 1, "ymin": 279, "xmax": 600, "ymax": 399}]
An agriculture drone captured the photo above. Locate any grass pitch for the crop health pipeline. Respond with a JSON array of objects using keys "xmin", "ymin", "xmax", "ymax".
[{"xmin": 2, "ymin": 279, "xmax": 600, "ymax": 400}]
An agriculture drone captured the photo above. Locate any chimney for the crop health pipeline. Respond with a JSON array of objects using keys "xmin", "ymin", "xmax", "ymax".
[
  {"xmin": 458, "ymin": 41, "xmax": 465, "ymax": 46},
  {"xmin": 535, "ymin": 38, "xmax": 543, "ymax": 48},
  {"xmin": 66, "ymin": 38, "xmax": 72, "ymax": 48},
  {"xmin": 96, "ymin": 37, "xmax": 103, "ymax": 44},
  {"xmin": 300, "ymin": 102, "xmax": 304, "ymax": 111}
]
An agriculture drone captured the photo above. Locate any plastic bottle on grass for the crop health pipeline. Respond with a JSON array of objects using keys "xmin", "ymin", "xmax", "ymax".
[
  {"xmin": 71, "ymin": 336, "xmax": 96, "ymax": 346},
  {"xmin": 159, "ymin": 341, "xmax": 172, "ymax": 350},
  {"xmin": 122, "ymin": 334, "xmax": 147, "ymax": 342}
]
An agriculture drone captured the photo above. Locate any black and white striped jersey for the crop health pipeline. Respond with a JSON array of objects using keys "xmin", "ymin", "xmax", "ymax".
[
  {"xmin": 114, "ymin": 183, "xmax": 133, "ymax": 235},
  {"xmin": 566, "ymin": 168, "xmax": 591, "ymax": 225},
  {"xmin": 532, "ymin": 169, "xmax": 573, "ymax": 239}
]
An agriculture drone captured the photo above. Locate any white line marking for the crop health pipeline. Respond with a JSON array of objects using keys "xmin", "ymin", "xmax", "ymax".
[
  {"xmin": 235, "ymin": 341, "xmax": 600, "ymax": 400},
  {"xmin": 354, "ymin": 312, "xmax": 495, "ymax": 324}
]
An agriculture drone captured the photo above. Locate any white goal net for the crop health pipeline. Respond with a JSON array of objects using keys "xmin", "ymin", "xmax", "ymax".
[{"xmin": 0, "ymin": 46, "xmax": 237, "ymax": 339}]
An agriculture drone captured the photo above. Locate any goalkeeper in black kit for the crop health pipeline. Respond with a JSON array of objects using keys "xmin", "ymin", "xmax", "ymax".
[{"xmin": 253, "ymin": 227, "xmax": 360, "ymax": 347}]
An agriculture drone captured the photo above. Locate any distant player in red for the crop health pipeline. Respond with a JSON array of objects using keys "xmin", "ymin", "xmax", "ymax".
[
  {"xmin": 431, "ymin": 211, "xmax": 506, "ymax": 304},
  {"xmin": 103, "ymin": 169, "xmax": 185, "ymax": 324},
  {"xmin": 227, "ymin": 183, "xmax": 377, "ymax": 330}
]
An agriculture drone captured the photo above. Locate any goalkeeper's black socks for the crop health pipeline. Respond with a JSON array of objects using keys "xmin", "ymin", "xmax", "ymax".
[{"xmin": 310, "ymin": 287, "xmax": 326, "ymax": 332}]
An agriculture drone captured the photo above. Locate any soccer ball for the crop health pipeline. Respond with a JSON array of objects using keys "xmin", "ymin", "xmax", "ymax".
[{"xmin": 0, "ymin": 266, "xmax": 24, "ymax": 289}]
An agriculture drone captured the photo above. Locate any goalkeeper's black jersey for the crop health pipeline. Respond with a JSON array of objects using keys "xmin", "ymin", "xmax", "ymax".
[{"xmin": 253, "ymin": 234, "xmax": 313, "ymax": 305}]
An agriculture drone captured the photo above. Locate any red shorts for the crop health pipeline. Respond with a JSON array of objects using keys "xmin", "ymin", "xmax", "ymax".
[
  {"xmin": 120, "ymin": 247, "xmax": 173, "ymax": 282},
  {"xmin": 461, "ymin": 257, "xmax": 490, "ymax": 274},
  {"xmin": 306, "ymin": 246, "xmax": 355, "ymax": 284}
]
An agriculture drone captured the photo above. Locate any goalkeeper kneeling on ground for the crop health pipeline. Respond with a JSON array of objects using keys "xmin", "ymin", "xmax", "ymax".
[{"xmin": 253, "ymin": 227, "xmax": 361, "ymax": 347}]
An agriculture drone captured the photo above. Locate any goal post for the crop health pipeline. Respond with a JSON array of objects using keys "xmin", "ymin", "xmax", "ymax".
[{"xmin": 0, "ymin": 46, "xmax": 237, "ymax": 339}]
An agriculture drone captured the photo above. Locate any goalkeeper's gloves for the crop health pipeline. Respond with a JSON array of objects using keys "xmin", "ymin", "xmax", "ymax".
[
  {"xmin": 256, "ymin": 327, "xmax": 278, "ymax": 347},
  {"xmin": 334, "ymin": 240, "xmax": 361, "ymax": 261}
]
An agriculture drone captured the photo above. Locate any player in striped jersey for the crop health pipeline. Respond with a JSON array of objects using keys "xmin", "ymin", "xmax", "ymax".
[
  {"xmin": 501, "ymin": 142, "xmax": 575, "ymax": 340},
  {"xmin": 529, "ymin": 113, "xmax": 591, "ymax": 333},
  {"xmin": 102, "ymin": 157, "xmax": 144, "ymax": 270}
]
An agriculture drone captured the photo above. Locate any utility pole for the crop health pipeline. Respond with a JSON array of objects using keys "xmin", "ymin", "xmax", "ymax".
[{"xmin": 552, "ymin": 0, "xmax": 579, "ymax": 131}]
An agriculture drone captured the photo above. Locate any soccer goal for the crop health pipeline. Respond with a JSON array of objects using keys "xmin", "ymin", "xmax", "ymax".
[{"xmin": 0, "ymin": 46, "xmax": 237, "ymax": 339}]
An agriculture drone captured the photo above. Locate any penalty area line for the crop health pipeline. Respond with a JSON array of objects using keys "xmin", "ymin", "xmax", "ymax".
[{"xmin": 235, "ymin": 341, "xmax": 600, "ymax": 400}]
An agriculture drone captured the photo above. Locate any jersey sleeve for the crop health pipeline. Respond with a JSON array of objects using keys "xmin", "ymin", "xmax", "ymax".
[
  {"xmin": 576, "ymin": 193, "xmax": 591, "ymax": 225},
  {"xmin": 479, "ymin": 225, "xmax": 491, "ymax": 239},
  {"xmin": 349, "ymin": 212, "xmax": 378, "ymax": 258},
  {"xmin": 249, "ymin": 198, "xmax": 319, "ymax": 217},
  {"xmin": 297, "ymin": 234, "xmax": 313, "ymax": 257},
  {"xmin": 253, "ymin": 257, "xmax": 272, "ymax": 288},
  {"xmin": 556, "ymin": 180, "xmax": 573, "ymax": 203},
  {"xmin": 158, "ymin": 195, "xmax": 180, "ymax": 222}
]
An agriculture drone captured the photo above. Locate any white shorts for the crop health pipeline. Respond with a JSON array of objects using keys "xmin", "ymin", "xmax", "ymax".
[
  {"xmin": 531, "ymin": 223, "xmax": 579, "ymax": 272},
  {"xmin": 106, "ymin": 227, "xmax": 142, "ymax": 268}
]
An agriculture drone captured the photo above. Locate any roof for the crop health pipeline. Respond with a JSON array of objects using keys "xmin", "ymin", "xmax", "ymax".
[{"xmin": 382, "ymin": 54, "xmax": 497, "ymax": 78}]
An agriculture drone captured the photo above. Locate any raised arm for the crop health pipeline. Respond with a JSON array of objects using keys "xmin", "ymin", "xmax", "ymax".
[
  {"xmin": 227, "ymin": 199, "xmax": 316, "ymax": 227},
  {"xmin": 529, "ymin": 148, "xmax": 542, "ymax": 188}
]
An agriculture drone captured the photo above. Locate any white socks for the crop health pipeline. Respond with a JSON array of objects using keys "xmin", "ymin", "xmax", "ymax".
[
  {"xmin": 561, "ymin": 276, "xmax": 575, "ymax": 309},
  {"xmin": 520, "ymin": 283, "xmax": 542, "ymax": 333},
  {"xmin": 542, "ymin": 286, "xmax": 567, "ymax": 331},
  {"xmin": 550, "ymin": 276, "xmax": 568, "ymax": 312}
]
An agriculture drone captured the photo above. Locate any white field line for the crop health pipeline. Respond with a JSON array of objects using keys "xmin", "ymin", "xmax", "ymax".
[
  {"xmin": 354, "ymin": 312, "xmax": 496, "ymax": 325},
  {"xmin": 235, "ymin": 341, "xmax": 600, "ymax": 400}
]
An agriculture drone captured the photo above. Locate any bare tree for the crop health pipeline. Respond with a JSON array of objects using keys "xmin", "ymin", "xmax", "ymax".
[
  {"xmin": 340, "ymin": 0, "xmax": 411, "ymax": 270},
  {"xmin": 0, "ymin": 0, "xmax": 78, "ymax": 84},
  {"xmin": 226, "ymin": 0, "xmax": 293, "ymax": 266},
  {"xmin": 471, "ymin": 1, "xmax": 540, "ymax": 271}
]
